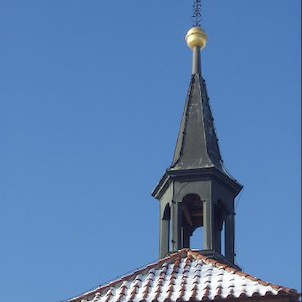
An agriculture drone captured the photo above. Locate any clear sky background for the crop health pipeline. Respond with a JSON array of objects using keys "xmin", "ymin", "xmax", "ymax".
[{"xmin": 0, "ymin": 1, "xmax": 300, "ymax": 301}]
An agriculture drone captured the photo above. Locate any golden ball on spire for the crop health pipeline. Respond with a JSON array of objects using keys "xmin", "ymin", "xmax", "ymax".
[{"xmin": 185, "ymin": 27, "xmax": 208, "ymax": 50}]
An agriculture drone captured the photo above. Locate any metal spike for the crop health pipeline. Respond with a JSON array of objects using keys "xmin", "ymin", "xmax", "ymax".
[{"xmin": 192, "ymin": 0, "xmax": 202, "ymax": 27}]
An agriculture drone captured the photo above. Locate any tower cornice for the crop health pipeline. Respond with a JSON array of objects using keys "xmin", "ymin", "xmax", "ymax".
[{"xmin": 152, "ymin": 166, "xmax": 242, "ymax": 201}]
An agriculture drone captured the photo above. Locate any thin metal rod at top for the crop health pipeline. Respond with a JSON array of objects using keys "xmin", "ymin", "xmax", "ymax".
[{"xmin": 192, "ymin": 0, "xmax": 202, "ymax": 27}]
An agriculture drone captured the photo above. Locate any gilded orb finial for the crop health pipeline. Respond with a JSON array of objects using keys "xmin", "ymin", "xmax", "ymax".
[{"xmin": 185, "ymin": 27, "xmax": 208, "ymax": 50}]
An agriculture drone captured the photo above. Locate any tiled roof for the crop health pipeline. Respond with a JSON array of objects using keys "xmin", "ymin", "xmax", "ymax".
[{"xmin": 69, "ymin": 249, "xmax": 298, "ymax": 302}]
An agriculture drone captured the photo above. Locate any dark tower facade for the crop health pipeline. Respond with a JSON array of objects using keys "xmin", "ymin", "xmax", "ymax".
[{"xmin": 152, "ymin": 27, "xmax": 242, "ymax": 266}]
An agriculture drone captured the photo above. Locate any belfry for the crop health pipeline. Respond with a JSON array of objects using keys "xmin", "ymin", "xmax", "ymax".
[
  {"xmin": 67, "ymin": 3, "xmax": 299, "ymax": 302},
  {"xmin": 152, "ymin": 26, "xmax": 242, "ymax": 266}
]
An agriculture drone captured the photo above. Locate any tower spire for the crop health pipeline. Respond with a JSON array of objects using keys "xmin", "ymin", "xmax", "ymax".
[{"xmin": 152, "ymin": 2, "xmax": 242, "ymax": 266}]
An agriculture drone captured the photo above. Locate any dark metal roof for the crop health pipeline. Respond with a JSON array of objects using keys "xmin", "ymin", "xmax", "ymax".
[{"xmin": 170, "ymin": 73, "xmax": 226, "ymax": 174}]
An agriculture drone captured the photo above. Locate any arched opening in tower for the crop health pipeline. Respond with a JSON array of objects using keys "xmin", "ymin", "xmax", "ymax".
[{"xmin": 181, "ymin": 194, "xmax": 204, "ymax": 249}]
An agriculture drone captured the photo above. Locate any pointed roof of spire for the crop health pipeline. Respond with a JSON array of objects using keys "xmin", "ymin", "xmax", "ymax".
[
  {"xmin": 167, "ymin": 27, "xmax": 240, "ymax": 187},
  {"xmin": 169, "ymin": 73, "xmax": 225, "ymax": 173},
  {"xmin": 152, "ymin": 27, "xmax": 242, "ymax": 199}
]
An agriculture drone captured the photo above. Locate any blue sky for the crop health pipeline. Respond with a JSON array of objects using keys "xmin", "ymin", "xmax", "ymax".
[{"xmin": 0, "ymin": 1, "xmax": 300, "ymax": 301}]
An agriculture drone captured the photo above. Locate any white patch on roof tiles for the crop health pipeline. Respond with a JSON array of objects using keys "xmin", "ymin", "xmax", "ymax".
[{"xmin": 70, "ymin": 250, "xmax": 297, "ymax": 302}]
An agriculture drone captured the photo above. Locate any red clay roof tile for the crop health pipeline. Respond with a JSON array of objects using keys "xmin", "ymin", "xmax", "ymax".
[{"xmin": 69, "ymin": 249, "xmax": 299, "ymax": 302}]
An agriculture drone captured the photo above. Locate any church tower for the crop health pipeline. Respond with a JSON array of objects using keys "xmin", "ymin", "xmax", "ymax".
[{"xmin": 152, "ymin": 26, "xmax": 242, "ymax": 266}]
